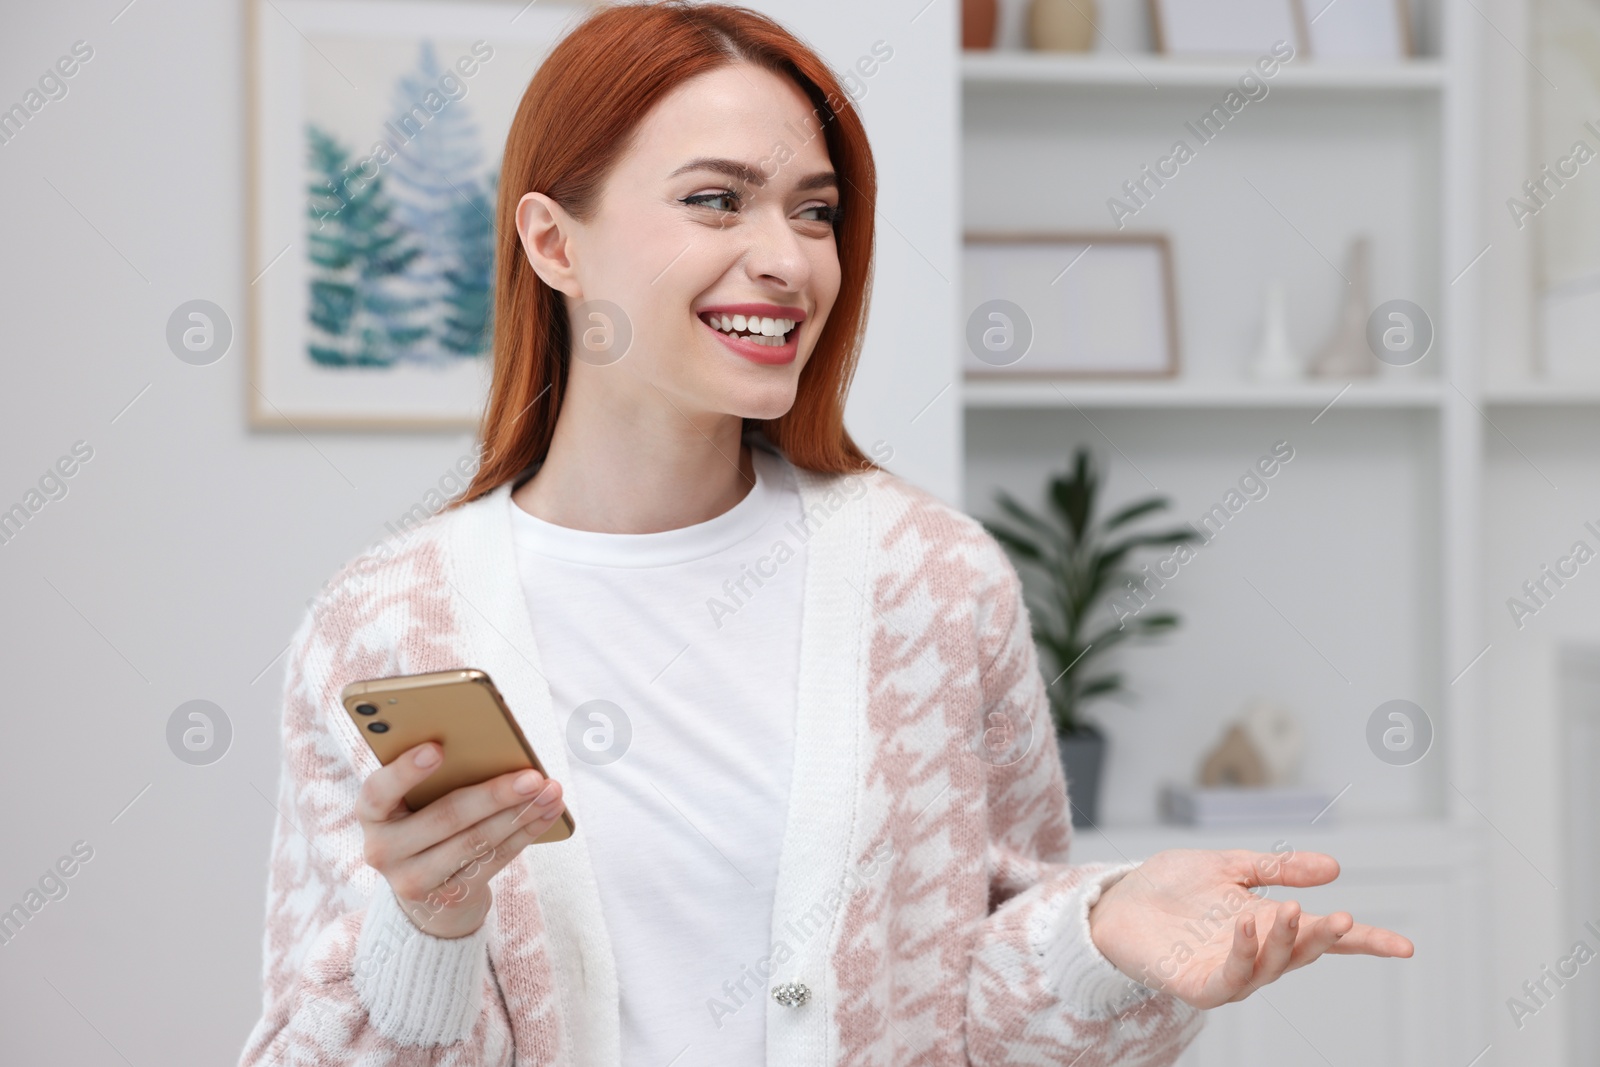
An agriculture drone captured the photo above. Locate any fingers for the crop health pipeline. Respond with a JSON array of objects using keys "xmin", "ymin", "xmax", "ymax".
[
  {"xmin": 1232, "ymin": 848, "xmax": 1340, "ymax": 889},
  {"xmin": 1201, "ymin": 911, "xmax": 1260, "ymax": 1007},
  {"xmin": 1221, "ymin": 849, "xmax": 1412, "ymax": 960},
  {"xmin": 367, "ymin": 765, "xmax": 550, "ymax": 867},
  {"xmin": 1228, "ymin": 901, "xmax": 1300, "ymax": 1001},
  {"xmin": 393, "ymin": 780, "xmax": 566, "ymax": 897},
  {"xmin": 352, "ymin": 745, "xmax": 570, "ymax": 941},
  {"xmin": 381, "ymin": 783, "xmax": 567, "ymax": 940},
  {"xmin": 1324, "ymin": 920, "xmax": 1415, "ymax": 958},
  {"xmin": 356, "ymin": 742, "xmax": 446, "ymax": 823},
  {"xmin": 1283, "ymin": 910, "xmax": 1352, "ymax": 972}
]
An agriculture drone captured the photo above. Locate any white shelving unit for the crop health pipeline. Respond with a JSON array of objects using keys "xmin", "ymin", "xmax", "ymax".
[
  {"xmin": 964, "ymin": 378, "xmax": 1445, "ymax": 409},
  {"xmin": 962, "ymin": 51, "xmax": 1450, "ymax": 91},
  {"xmin": 1485, "ymin": 381, "xmax": 1600, "ymax": 405},
  {"xmin": 957, "ymin": 5, "xmax": 1487, "ymax": 1063}
]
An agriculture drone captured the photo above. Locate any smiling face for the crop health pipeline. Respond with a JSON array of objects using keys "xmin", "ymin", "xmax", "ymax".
[{"xmin": 517, "ymin": 62, "xmax": 843, "ymax": 424}]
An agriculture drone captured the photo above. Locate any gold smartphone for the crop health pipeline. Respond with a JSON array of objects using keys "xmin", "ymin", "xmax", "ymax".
[{"xmin": 340, "ymin": 668, "xmax": 575, "ymax": 844}]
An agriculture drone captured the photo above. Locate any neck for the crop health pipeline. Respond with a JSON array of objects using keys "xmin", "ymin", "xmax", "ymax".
[{"xmin": 511, "ymin": 368, "xmax": 758, "ymax": 534}]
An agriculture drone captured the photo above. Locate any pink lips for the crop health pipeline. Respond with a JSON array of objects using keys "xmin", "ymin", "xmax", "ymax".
[{"xmin": 697, "ymin": 302, "xmax": 806, "ymax": 366}]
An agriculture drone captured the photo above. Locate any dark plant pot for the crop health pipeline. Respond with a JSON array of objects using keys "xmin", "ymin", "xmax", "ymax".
[{"xmin": 1058, "ymin": 726, "xmax": 1106, "ymax": 827}]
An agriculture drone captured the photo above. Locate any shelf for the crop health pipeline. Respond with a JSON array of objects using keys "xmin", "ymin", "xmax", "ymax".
[
  {"xmin": 1484, "ymin": 381, "xmax": 1600, "ymax": 406},
  {"xmin": 957, "ymin": 8, "xmax": 1493, "ymax": 1053},
  {"xmin": 962, "ymin": 52, "xmax": 1448, "ymax": 93},
  {"xmin": 962, "ymin": 377, "xmax": 1443, "ymax": 410},
  {"xmin": 1068, "ymin": 818, "xmax": 1472, "ymax": 873}
]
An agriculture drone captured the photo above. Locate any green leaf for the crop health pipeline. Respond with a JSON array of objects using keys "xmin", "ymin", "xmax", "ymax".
[
  {"xmin": 1102, "ymin": 529, "xmax": 1200, "ymax": 556},
  {"xmin": 992, "ymin": 490, "xmax": 1061, "ymax": 544},
  {"xmin": 1090, "ymin": 547, "xmax": 1135, "ymax": 589},
  {"xmin": 984, "ymin": 522, "xmax": 1045, "ymax": 563},
  {"xmin": 986, "ymin": 442, "xmax": 1191, "ymax": 724},
  {"xmin": 1077, "ymin": 674, "xmax": 1124, "ymax": 699},
  {"xmin": 1082, "ymin": 624, "xmax": 1135, "ymax": 651},
  {"xmin": 1048, "ymin": 450, "xmax": 1097, "ymax": 543},
  {"xmin": 1036, "ymin": 633, "xmax": 1072, "ymax": 673},
  {"xmin": 1101, "ymin": 496, "xmax": 1170, "ymax": 531}
]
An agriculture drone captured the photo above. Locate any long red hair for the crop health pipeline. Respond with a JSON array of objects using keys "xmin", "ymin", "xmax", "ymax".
[{"xmin": 452, "ymin": 1, "xmax": 880, "ymax": 508}]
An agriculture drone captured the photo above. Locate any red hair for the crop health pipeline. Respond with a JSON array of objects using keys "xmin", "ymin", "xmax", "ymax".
[{"xmin": 453, "ymin": 0, "xmax": 880, "ymax": 508}]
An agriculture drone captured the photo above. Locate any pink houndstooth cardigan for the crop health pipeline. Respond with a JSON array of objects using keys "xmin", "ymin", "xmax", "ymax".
[{"xmin": 237, "ymin": 444, "xmax": 1205, "ymax": 1066}]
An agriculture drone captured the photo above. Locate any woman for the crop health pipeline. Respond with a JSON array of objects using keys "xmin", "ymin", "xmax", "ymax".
[{"xmin": 239, "ymin": 4, "xmax": 1412, "ymax": 1065}]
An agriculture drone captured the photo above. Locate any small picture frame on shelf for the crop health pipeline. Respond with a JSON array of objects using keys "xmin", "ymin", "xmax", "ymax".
[
  {"xmin": 1296, "ymin": 0, "xmax": 1412, "ymax": 61},
  {"xmin": 1149, "ymin": 0, "xmax": 1306, "ymax": 57},
  {"xmin": 963, "ymin": 232, "xmax": 1180, "ymax": 379}
]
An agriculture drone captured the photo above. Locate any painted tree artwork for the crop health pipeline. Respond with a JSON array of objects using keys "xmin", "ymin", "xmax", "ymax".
[
  {"xmin": 303, "ymin": 42, "xmax": 500, "ymax": 369},
  {"xmin": 250, "ymin": 2, "xmax": 574, "ymax": 428}
]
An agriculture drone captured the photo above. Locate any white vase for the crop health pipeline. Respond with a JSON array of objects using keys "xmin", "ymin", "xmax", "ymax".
[{"xmin": 1248, "ymin": 280, "xmax": 1302, "ymax": 381}]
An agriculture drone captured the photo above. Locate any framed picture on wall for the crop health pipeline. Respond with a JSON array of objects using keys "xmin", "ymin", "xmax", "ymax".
[
  {"xmin": 962, "ymin": 233, "xmax": 1180, "ymax": 378},
  {"xmin": 1149, "ymin": 0, "xmax": 1306, "ymax": 56},
  {"xmin": 1535, "ymin": 0, "xmax": 1600, "ymax": 381},
  {"xmin": 247, "ymin": 0, "xmax": 583, "ymax": 430},
  {"xmin": 1297, "ymin": 0, "xmax": 1412, "ymax": 61}
]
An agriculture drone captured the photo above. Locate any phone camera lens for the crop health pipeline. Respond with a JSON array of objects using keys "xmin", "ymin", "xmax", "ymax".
[
  {"xmin": 367, "ymin": 721, "xmax": 390, "ymax": 733},
  {"xmin": 354, "ymin": 703, "xmax": 379, "ymax": 716}
]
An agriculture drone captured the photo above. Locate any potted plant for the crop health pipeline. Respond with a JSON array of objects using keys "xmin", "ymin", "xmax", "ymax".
[{"xmin": 982, "ymin": 447, "xmax": 1199, "ymax": 826}]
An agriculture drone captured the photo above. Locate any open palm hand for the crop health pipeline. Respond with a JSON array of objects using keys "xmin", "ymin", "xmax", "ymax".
[{"xmin": 1086, "ymin": 848, "xmax": 1414, "ymax": 1010}]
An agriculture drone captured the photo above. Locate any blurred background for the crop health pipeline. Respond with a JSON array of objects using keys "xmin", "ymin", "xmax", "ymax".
[{"xmin": 0, "ymin": 0, "xmax": 1593, "ymax": 1063}]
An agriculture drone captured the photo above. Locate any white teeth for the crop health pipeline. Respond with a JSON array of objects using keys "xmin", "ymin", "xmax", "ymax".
[{"xmin": 704, "ymin": 312, "xmax": 797, "ymax": 343}]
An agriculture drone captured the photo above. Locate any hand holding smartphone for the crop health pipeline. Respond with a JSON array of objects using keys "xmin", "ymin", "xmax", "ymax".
[{"xmin": 341, "ymin": 669, "xmax": 573, "ymax": 939}]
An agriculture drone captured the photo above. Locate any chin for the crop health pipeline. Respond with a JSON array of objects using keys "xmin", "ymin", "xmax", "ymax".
[{"xmin": 719, "ymin": 379, "xmax": 800, "ymax": 423}]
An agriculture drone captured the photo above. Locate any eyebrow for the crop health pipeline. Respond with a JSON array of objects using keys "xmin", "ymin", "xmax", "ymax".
[{"xmin": 669, "ymin": 157, "xmax": 837, "ymax": 192}]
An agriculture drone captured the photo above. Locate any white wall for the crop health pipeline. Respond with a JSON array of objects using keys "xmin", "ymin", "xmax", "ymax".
[
  {"xmin": 1476, "ymin": 0, "xmax": 1600, "ymax": 1062},
  {"xmin": 1479, "ymin": 412, "xmax": 1600, "ymax": 1065},
  {"xmin": 0, "ymin": 1, "xmax": 956, "ymax": 1062}
]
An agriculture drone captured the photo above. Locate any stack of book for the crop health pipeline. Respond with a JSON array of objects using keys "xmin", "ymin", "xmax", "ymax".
[{"xmin": 1160, "ymin": 784, "xmax": 1337, "ymax": 827}]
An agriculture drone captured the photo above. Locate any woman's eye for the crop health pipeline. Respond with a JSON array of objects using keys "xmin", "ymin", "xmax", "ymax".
[
  {"xmin": 799, "ymin": 204, "xmax": 843, "ymax": 225},
  {"xmin": 682, "ymin": 191, "xmax": 740, "ymax": 213}
]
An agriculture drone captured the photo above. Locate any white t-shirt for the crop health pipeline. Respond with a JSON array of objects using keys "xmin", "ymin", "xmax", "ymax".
[{"xmin": 509, "ymin": 443, "xmax": 806, "ymax": 1065}]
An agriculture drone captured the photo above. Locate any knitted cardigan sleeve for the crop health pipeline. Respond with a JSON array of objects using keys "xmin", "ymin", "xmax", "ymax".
[
  {"xmin": 963, "ymin": 556, "xmax": 1206, "ymax": 1065},
  {"xmin": 237, "ymin": 602, "xmax": 516, "ymax": 1067}
]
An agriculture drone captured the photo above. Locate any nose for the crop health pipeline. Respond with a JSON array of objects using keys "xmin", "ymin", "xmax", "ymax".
[{"xmin": 741, "ymin": 204, "xmax": 810, "ymax": 292}]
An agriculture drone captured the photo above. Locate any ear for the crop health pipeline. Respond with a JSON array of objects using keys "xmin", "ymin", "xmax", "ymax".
[{"xmin": 516, "ymin": 191, "xmax": 582, "ymax": 298}]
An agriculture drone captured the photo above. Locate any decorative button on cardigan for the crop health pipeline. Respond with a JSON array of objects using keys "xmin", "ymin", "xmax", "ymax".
[{"xmin": 237, "ymin": 447, "xmax": 1205, "ymax": 1066}]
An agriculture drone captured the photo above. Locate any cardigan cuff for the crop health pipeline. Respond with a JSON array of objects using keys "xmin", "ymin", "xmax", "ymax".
[
  {"xmin": 351, "ymin": 879, "xmax": 488, "ymax": 1046},
  {"xmin": 1036, "ymin": 863, "xmax": 1162, "ymax": 1020}
]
